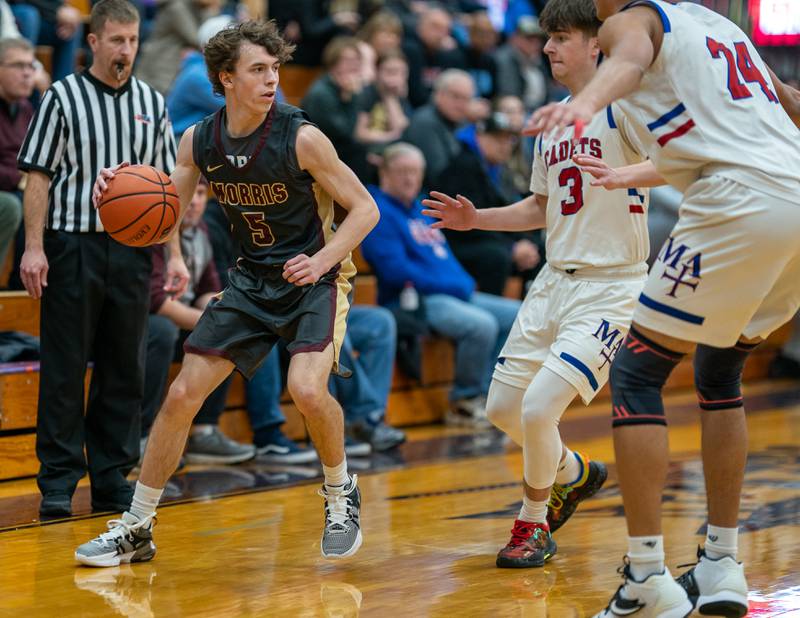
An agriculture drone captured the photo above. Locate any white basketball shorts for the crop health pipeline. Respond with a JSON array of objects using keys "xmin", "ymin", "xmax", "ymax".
[{"xmin": 493, "ymin": 264, "xmax": 647, "ymax": 404}]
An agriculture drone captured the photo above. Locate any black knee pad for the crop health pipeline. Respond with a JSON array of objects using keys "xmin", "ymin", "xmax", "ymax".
[
  {"xmin": 610, "ymin": 328, "xmax": 685, "ymax": 427},
  {"xmin": 694, "ymin": 341, "xmax": 757, "ymax": 410}
]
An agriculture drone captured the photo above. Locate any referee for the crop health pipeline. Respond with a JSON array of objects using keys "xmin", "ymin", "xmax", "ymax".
[{"xmin": 17, "ymin": 0, "xmax": 187, "ymax": 518}]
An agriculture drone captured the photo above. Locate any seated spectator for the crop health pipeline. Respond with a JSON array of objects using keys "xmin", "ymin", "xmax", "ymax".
[
  {"xmin": 144, "ymin": 179, "xmax": 254, "ymax": 465},
  {"xmin": 9, "ymin": 0, "xmax": 82, "ymax": 80},
  {"xmin": 464, "ymin": 11, "xmax": 499, "ymax": 101},
  {"xmin": 403, "ymin": 68, "xmax": 474, "ymax": 190},
  {"xmin": 493, "ymin": 15, "xmax": 550, "ymax": 112},
  {"xmin": 135, "ymin": 0, "xmax": 222, "ymax": 95},
  {"xmin": 436, "ymin": 112, "xmax": 541, "ymax": 296},
  {"xmin": 354, "ymin": 9, "xmax": 404, "ymax": 85},
  {"xmin": 361, "ymin": 142, "xmax": 520, "ymax": 425},
  {"xmin": 493, "ymin": 94, "xmax": 533, "ymax": 197},
  {"xmin": 357, "ymin": 9, "xmax": 402, "ymax": 57},
  {"xmin": 166, "ymin": 14, "xmax": 232, "ymax": 139},
  {"xmin": 402, "ymin": 3, "xmax": 465, "ymax": 108},
  {"xmin": 0, "ymin": 37, "xmax": 31, "ymax": 274},
  {"xmin": 355, "ymin": 49, "xmax": 411, "ymax": 179},
  {"xmin": 301, "ymin": 36, "xmax": 367, "ymax": 179},
  {"xmin": 246, "ymin": 303, "xmax": 404, "ymax": 459}
]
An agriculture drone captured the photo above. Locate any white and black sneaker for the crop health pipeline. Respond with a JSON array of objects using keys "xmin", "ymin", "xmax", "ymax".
[
  {"xmin": 75, "ymin": 512, "xmax": 156, "ymax": 568},
  {"xmin": 319, "ymin": 475, "xmax": 362, "ymax": 559},
  {"xmin": 445, "ymin": 396, "xmax": 491, "ymax": 428},
  {"xmin": 676, "ymin": 547, "xmax": 748, "ymax": 617},
  {"xmin": 594, "ymin": 561, "xmax": 693, "ymax": 618}
]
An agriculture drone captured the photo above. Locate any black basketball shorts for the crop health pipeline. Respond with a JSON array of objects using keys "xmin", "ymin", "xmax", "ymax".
[{"xmin": 184, "ymin": 262, "xmax": 352, "ymax": 379}]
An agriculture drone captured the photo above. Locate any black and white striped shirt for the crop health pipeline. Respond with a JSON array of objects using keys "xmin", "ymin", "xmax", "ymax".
[{"xmin": 18, "ymin": 71, "xmax": 177, "ymax": 233}]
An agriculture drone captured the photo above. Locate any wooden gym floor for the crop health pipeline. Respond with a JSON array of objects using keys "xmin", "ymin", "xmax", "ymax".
[{"xmin": 0, "ymin": 380, "xmax": 798, "ymax": 617}]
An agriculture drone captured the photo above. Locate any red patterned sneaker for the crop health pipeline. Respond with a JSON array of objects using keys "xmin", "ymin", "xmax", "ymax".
[
  {"xmin": 496, "ymin": 520, "xmax": 557, "ymax": 568},
  {"xmin": 547, "ymin": 453, "xmax": 607, "ymax": 533}
]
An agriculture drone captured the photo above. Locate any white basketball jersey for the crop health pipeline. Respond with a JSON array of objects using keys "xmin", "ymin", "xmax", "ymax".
[
  {"xmin": 615, "ymin": 0, "xmax": 800, "ymax": 201},
  {"xmin": 531, "ymin": 102, "xmax": 650, "ymax": 270}
]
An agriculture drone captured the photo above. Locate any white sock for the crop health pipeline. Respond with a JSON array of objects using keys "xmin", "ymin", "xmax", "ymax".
[
  {"xmin": 323, "ymin": 457, "xmax": 349, "ymax": 489},
  {"xmin": 128, "ymin": 482, "xmax": 163, "ymax": 521},
  {"xmin": 518, "ymin": 494, "xmax": 548, "ymax": 524},
  {"xmin": 627, "ymin": 535, "xmax": 664, "ymax": 581},
  {"xmin": 705, "ymin": 524, "xmax": 738, "ymax": 560},
  {"xmin": 554, "ymin": 448, "xmax": 583, "ymax": 485}
]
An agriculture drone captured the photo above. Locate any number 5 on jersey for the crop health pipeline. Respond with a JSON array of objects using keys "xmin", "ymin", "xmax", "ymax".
[{"xmin": 242, "ymin": 212, "xmax": 275, "ymax": 247}]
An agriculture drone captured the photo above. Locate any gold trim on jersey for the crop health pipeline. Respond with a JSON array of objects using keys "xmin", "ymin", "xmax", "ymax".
[{"xmin": 313, "ymin": 181, "xmax": 357, "ymax": 373}]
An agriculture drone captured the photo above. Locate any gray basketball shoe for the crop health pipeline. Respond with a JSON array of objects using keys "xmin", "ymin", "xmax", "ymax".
[
  {"xmin": 319, "ymin": 475, "xmax": 362, "ymax": 559},
  {"xmin": 75, "ymin": 513, "xmax": 156, "ymax": 567}
]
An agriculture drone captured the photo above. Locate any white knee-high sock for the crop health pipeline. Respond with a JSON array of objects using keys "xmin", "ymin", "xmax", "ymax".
[
  {"xmin": 485, "ymin": 379, "xmax": 526, "ymax": 446},
  {"xmin": 521, "ymin": 367, "xmax": 578, "ymax": 489}
]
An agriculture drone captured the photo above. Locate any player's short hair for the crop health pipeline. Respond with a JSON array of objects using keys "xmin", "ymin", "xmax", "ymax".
[
  {"xmin": 321, "ymin": 36, "xmax": 361, "ymax": 70},
  {"xmin": 90, "ymin": 0, "xmax": 139, "ymax": 36},
  {"xmin": 0, "ymin": 37, "xmax": 33, "ymax": 63},
  {"xmin": 204, "ymin": 20, "xmax": 295, "ymax": 97},
  {"xmin": 539, "ymin": 0, "xmax": 601, "ymax": 37}
]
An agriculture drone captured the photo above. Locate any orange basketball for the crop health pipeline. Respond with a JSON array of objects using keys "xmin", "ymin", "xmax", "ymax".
[{"xmin": 98, "ymin": 165, "xmax": 179, "ymax": 247}]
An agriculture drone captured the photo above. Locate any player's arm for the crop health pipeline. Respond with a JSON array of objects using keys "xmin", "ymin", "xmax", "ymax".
[
  {"xmin": 525, "ymin": 7, "xmax": 663, "ymax": 138},
  {"xmin": 767, "ymin": 67, "xmax": 800, "ymax": 128},
  {"xmin": 285, "ymin": 124, "xmax": 380, "ymax": 286},
  {"xmin": 19, "ymin": 171, "xmax": 51, "ymax": 299},
  {"xmin": 421, "ymin": 191, "xmax": 547, "ymax": 232},
  {"xmin": 573, "ymin": 155, "xmax": 667, "ymax": 189}
]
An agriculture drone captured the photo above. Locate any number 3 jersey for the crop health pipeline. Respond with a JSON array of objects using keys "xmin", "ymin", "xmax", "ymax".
[
  {"xmin": 531, "ymin": 102, "xmax": 650, "ymax": 271},
  {"xmin": 616, "ymin": 0, "xmax": 800, "ymax": 202},
  {"xmin": 193, "ymin": 103, "xmax": 353, "ymax": 273}
]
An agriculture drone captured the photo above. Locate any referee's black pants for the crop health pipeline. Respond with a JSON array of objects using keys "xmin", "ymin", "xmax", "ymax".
[{"xmin": 36, "ymin": 230, "xmax": 151, "ymax": 510}]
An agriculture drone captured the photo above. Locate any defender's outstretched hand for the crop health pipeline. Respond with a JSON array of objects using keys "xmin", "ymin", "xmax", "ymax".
[
  {"xmin": 421, "ymin": 191, "xmax": 479, "ymax": 231},
  {"xmin": 523, "ymin": 100, "xmax": 593, "ymax": 141}
]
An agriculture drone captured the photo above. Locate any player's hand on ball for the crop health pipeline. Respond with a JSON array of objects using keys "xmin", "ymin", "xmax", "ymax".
[
  {"xmin": 92, "ymin": 161, "xmax": 130, "ymax": 208},
  {"xmin": 573, "ymin": 154, "xmax": 623, "ymax": 190},
  {"xmin": 421, "ymin": 191, "xmax": 478, "ymax": 231},
  {"xmin": 283, "ymin": 254, "xmax": 328, "ymax": 286}
]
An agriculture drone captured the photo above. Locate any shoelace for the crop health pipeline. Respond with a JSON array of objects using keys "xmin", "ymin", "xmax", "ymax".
[
  {"xmin": 509, "ymin": 523, "xmax": 543, "ymax": 547},
  {"xmin": 319, "ymin": 478, "xmax": 357, "ymax": 533},
  {"xmin": 548, "ymin": 484, "xmax": 570, "ymax": 509},
  {"xmin": 95, "ymin": 515, "xmax": 153, "ymax": 545}
]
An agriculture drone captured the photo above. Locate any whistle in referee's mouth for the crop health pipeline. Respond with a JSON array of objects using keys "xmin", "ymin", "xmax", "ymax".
[{"xmin": 115, "ymin": 62, "xmax": 124, "ymax": 80}]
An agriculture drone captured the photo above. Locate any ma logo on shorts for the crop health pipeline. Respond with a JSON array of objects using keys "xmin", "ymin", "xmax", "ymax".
[{"xmin": 659, "ymin": 237, "xmax": 703, "ymax": 298}]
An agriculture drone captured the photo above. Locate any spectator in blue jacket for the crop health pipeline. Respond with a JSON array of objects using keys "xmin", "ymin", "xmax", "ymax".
[{"xmin": 361, "ymin": 142, "xmax": 520, "ymax": 426}]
